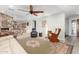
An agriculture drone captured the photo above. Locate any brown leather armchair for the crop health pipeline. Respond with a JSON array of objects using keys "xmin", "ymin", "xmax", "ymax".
[{"xmin": 48, "ymin": 28, "xmax": 61, "ymax": 43}]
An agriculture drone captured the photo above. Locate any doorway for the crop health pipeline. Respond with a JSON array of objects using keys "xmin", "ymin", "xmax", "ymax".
[
  {"xmin": 77, "ymin": 19, "xmax": 79, "ymax": 37},
  {"xmin": 71, "ymin": 20, "xmax": 77, "ymax": 36}
]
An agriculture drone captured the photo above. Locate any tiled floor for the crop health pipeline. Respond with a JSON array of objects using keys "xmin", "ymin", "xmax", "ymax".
[{"xmin": 65, "ymin": 36, "xmax": 79, "ymax": 54}]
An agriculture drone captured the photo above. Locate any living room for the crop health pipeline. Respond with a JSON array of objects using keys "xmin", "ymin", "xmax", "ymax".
[{"xmin": 0, "ymin": 5, "xmax": 79, "ymax": 54}]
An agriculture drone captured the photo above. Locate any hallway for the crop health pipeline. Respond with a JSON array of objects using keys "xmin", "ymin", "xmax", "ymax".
[{"xmin": 65, "ymin": 36, "xmax": 79, "ymax": 54}]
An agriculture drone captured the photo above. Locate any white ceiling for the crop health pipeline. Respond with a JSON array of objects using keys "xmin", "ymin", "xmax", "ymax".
[{"xmin": 0, "ymin": 5, "xmax": 79, "ymax": 20}]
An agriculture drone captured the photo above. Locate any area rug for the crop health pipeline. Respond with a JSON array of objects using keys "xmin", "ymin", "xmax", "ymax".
[{"xmin": 17, "ymin": 37, "xmax": 73, "ymax": 54}]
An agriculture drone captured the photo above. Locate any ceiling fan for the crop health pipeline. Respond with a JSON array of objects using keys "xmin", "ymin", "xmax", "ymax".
[{"xmin": 18, "ymin": 5, "xmax": 44, "ymax": 16}]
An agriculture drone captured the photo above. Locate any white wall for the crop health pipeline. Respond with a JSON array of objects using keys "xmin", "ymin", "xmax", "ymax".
[{"xmin": 27, "ymin": 20, "xmax": 34, "ymax": 34}]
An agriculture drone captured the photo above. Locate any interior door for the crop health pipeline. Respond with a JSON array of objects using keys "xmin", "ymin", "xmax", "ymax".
[{"xmin": 71, "ymin": 20, "xmax": 76, "ymax": 36}]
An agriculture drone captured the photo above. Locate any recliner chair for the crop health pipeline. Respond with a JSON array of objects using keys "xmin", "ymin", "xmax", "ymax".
[{"xmin": 48, "ymin": 28, "xmax": 61, "ymax": 43}]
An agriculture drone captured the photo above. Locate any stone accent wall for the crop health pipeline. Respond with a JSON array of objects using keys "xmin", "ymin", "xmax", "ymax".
[
  {"xmin": 0, "ymin": 13, "xmax": 27, "ymax": 36},
  {"xmin": 0, "ymin": 13, "xmax": 13, "ymax": 31}
]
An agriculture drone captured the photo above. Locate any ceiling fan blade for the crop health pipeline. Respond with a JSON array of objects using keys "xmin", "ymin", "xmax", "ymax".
[
  {"xmin": 32, "ymin": 13, "xmax": 38, "ymax": 16},
  {"xmin": 32, "ymin": 11, "xmax": 44, "ymax": 13}
]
